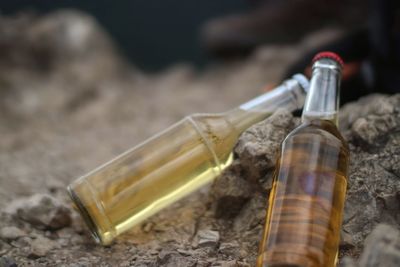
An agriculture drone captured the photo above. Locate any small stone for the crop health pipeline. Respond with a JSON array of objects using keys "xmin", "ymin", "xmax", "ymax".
[
  {"xmin": 0, "ymin": 226, "xmax": 26, "ymax": 241},
  {"xmin": 0, "ymin": 257, "xmax": 17, "ymax": 267},
  {"xmin": 176, "ymin": 249, "xmax": 193, "ymax": 256},
  {"xmin": 6, "ymin": 194, "xmax": 71, "ymax": 230},
  {"xmin": 10, "ymin": 236, "xmax": 32, "ymax": 249},
  {"xmin": 156, "ymin": 250, "xmax": 196, "ymax": 266},
  {"xmin": 340, "ymin": 230, "xmax": 355, "ymax": 249},
  {"xmin": 197, "ymin": 230, "xmax": 220, "ymax": 248},
  {"xmin": 0, "ymin": 240, "xmax": 11, "ymax": 255},
  {"xmin": 219, "ymin": 242, "xmax": 240, "ymax": 255},
  {"xmin": 157, "ymin": 250, "xmax": 174, "ymax": 261},
  {"xmin": 195, "ymin": 261, "xmax": 209, "ymax": 267},
  {"xmin": 220, "ymin": 260, "xmax": 239, "ymax": 267},
  {"xmin": 28, "ymin": 236, "xmax": 57, "ymax": 259},
  {"xmin": 340, "ymin": 257, "xmax": 358, "ymax": 267},
  {"xmin": 141, "ymin": 222, "xmax": 154, "ymax": 233}
]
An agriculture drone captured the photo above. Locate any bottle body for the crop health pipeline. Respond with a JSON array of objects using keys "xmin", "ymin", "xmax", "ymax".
[
  {"xmin": 257, "ymin": 120, "xmax": 349, "ymax": 267},
  {"xmin": 69, "ymin": 113, "xmax": 236, "ymax": 245},
  {"xmin": 67, "ymin": 75, "xmax": 309, "ymax": 245},
  {"xmin": 69, "ymin": 109, "xmax": 275, "ymax": 245}
]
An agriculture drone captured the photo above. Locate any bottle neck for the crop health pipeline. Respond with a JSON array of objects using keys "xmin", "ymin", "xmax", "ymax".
[
  {"xmin": 301, "ymin": 60, "xmax": 341, "ymax": 125},
  {"xmin": 226, "ymin": 74, "xmax": 309, "ymax": 133}
]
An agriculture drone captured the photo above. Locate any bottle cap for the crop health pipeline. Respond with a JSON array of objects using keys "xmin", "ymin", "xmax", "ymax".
[{"xmin": 312, "ymin": 51, "xmax": 344, "ymax": 68}]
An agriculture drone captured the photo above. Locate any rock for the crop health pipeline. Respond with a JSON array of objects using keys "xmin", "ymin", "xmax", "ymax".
[
  {"xmin": 220, "ymin": 260, "xmax": 239, "ymax": 267},
  {"xmin": 341, "ymin": 257, "xmax": 358, "ymax": 267},
  {"xmin": 0, "ymin": 240, "xmax": 11, "ymax": 255},
  {"xmin": 196, "ymin": 230, "xmax": 220, "ymax": 248},
  {"xmin": 233, "ymin": 195, "xmax": 267, "ymax": 233},
  {"xmin": 219, "ymin": 242, "xmax": 240, "ymax": 255},
  {"xmin": 6, "ymin": 194, "xmax": 71, "ymax": 230},
  {"xmin": 0, "ymin": 226, "xmax": 25, "ymax": 241},
  {"xmin": 358, "ymin": 224, "xmax": 400, "ymax": 267},
  {"xmin": 340, "ymin": 229, "xmax": 355, "ymax": 250},
  {"xmin": 341, "ymin": 94, "xmax": 400, "ymax": 150},
  {"xmin": 220, "ymin": 261, "xmax": 251, "ymax": 267},
  {"xmin": 10, "ymin": 236, "xmax": 32, "ymax": 249},
  {"xmin": 0, "ymin": 257, "xmax": 17, "ymax": 267},
  {"xmin": 339, "ymin": 94, "xmax": 392, "ymax": 131},
  {"xmin": 155, "ymin": 250, "xmax": 196, "ymax": 267},
  {"xmin": 234, "ymin": 109, "xmax": 295, "ymax": 184},
  {"xmin": 212, "ymin": 169, "xmax": 254, "ymax": 219},
  {"xmin": 28, "ymin": 236, "xmax": 57, "ymax": 259},
  {"xmin": 0, "ymin": 10, "xmax": 123, "ymax": 77},
  {"xmin": 351, "ymin": 114, "xmax": 397, "ymax": 148}
]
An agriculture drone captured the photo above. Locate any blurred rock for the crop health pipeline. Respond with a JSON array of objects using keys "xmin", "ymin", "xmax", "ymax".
[
  {"xmin": 6, "ymin": 194, "xmax": 71, "ymax": 230},
  {"xmin": 155, "ymin": 250, "xmax": 196, "ymax": 267},
  {"xmin": 0, "ymin": 10, "xmax": 125, "ymax": 77},
  {"xmin": 358, "ymin": 224, "xmax": 400, "ymax": 267},
  {"xmin": 196, "ymin": 230, "xmax": 220, "ymax": 248},
  {"xmin": 28, "ymin": 236, "xmax": 57, "ymax": 259},
  {"xmin": 341, "ymin": 257, "xmax": 358, "ymax": 267},
  {"xmin": 0, "ymin": 257, "xmax": 17, "ymax": 267},
  {"xmin": 0, "ymin": 226, "xmax": 25, "ymax": 241},
  {"xmin": 351, "ymin": 114, "xmax": 397, "ymax": 148}
]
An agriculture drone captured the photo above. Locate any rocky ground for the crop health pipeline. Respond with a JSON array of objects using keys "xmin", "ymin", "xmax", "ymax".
[{"xmin": 0, "ymin": 10, "xmax": 399, "ymax": 267}]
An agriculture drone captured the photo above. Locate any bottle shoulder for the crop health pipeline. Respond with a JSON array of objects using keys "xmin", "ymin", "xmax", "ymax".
[{"xmin": 285, "ymin": 120, "xmax": 349, "ymax": 150}]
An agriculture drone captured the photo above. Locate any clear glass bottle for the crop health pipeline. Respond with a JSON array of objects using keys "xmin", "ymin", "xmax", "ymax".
[
  {"xmin": 68, "ymin": 74, "xmax": 309, "ymax": 245},
  {"xmin": 257, "ymin": 53, "xmax": 349, "ymax": 267}
]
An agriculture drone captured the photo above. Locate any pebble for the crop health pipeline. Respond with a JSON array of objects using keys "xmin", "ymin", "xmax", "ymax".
[
  {"xmin": 219, "ymin": 242, "xmax": 240, "ymax": 255},
  {"xmin": 0, "ymin": 257, "xmax": 17, "ymax": 267},
  {"xmin": 28, "ymin": 236, "xmax": 57, "ymax": 259},
  {"xmin": 0, "ymin": 241, "xmax": 11, "ymax": 256},
  {"xmin": 220, "ymin": 260, "xmax": 239, "ymax": 267},
  {"xmin": 197, "ymin": 230, "xmax": 220, "ymax": 248},
  {"xmin": 340, "ymin": 230, "xmax": 355, "ymax": 249},
  {"xmin": 0, "ymin": 226, "xmax": 26, "ymax": 241}
]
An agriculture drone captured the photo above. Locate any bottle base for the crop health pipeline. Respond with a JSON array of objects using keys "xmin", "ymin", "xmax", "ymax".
[{"xmin": 67, "ymin": 186, "xmax": 103, "ymax": 244}]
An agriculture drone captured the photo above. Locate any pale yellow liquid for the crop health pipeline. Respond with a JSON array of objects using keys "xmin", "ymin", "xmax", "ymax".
[
  {"xmin": 68, "ymin": 109, "xmax": 268, "ymax": 245},
  {"xmin": 257, "ymin": 120, "xmax": 349, "ymax": 267}
]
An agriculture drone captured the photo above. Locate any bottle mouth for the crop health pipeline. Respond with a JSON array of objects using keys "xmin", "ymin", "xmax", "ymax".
[
  {"xmin": 68, "ymin": 186, "xmax": 103, "ymax": 244},
  {"xmin": 312, "ymin": 51, "xmax": 344, "ymax": 67}
]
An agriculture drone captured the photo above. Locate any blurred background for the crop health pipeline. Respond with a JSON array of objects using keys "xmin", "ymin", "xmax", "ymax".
[
  {"xmin": 2, "ymin": 0, "xmax": 251, "ymax": 71},
  {"xmin": 2, "ymin": 0, "xmax": 398, "ymax": 98}
]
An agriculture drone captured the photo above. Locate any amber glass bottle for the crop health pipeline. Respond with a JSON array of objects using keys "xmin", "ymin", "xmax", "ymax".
[
  {"xmin": 68, "ymin": 74, "xmax": 309, "ymax": 245},
  {"xmin": 257, "ymin": 52, "xmax": 349, "ymax": 267}
]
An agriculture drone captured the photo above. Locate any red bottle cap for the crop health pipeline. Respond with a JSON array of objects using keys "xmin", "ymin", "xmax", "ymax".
[{"xmin": 312, "ymin": 51, "xmax": 344, "ymax": 68}]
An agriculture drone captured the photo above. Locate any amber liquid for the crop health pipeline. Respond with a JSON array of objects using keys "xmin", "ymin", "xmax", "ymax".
[
  {"xmin": 68, "ymin": 109, "xmax": 268, "ymax": 245},
  {"xmin": 257, "ymin": 120, "xmax": 349, "ymax": 267}
]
